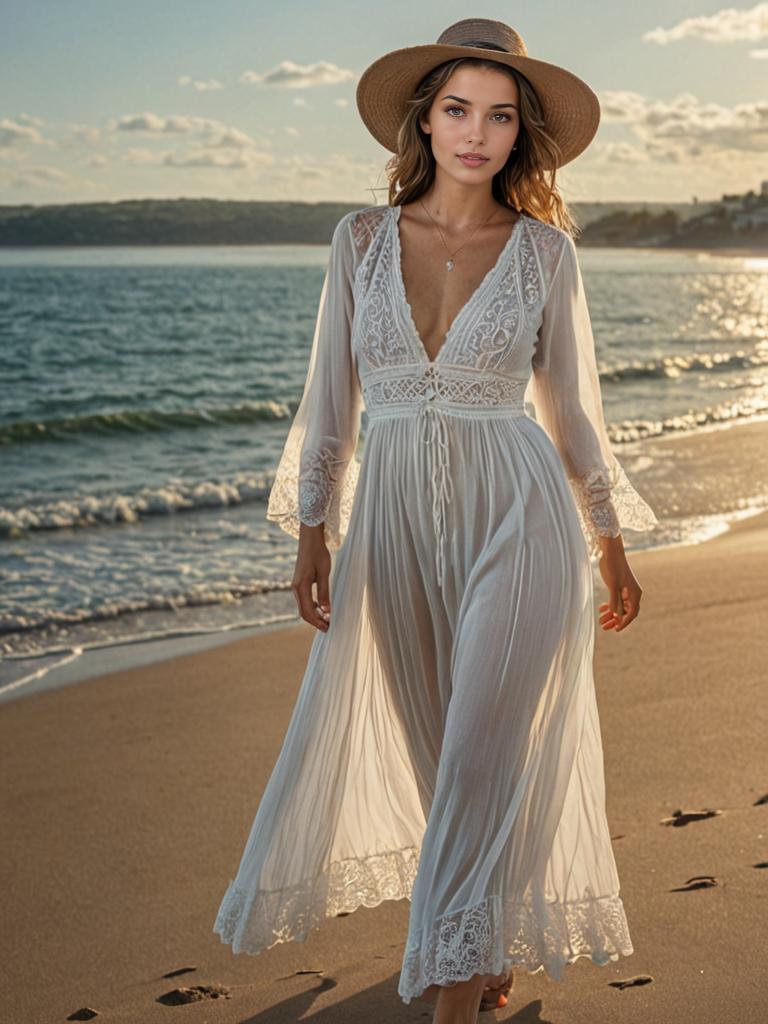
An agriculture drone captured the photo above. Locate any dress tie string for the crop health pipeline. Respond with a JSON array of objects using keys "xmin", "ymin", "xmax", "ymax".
[{"xmin": 418, "ymin": 399, "xmax": 453, "ymax": 587}]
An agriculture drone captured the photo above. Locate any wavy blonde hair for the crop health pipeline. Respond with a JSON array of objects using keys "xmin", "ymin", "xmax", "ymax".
[{"xmin": 376, "ymin": 57, "xmax": 580, "ymax": 239}]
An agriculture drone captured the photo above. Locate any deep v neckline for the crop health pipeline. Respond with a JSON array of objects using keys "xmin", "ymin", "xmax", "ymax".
[{"xmin": 391, "ymin": 204, "xmax": 525, "ymax": 366}]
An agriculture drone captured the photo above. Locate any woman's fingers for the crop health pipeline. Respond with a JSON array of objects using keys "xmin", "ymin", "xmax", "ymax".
[
  {"xmin": 598, "ymin": 602, "xmax": 621, "ymax": 630},
  {"xmin": 293, "ymin": 572, "xmax": 329, "ymax": 631},
  {"xmin": 292, "ymin": 561, "xmax": 331, "ymax": 632},
  {"xmin": 614, "ymin": 586, "xmax": 639, "ymax": 631},
  {"xmin": 294, "ymin": 525, "xmax": 331, "ymax": 632},
  {"xmin": 315, "ymin": 573, "xmax": 331, "ymax": 624},
  {"xmin": 598, "ymin": 582, "xmax": 642, "ymax": 631}
]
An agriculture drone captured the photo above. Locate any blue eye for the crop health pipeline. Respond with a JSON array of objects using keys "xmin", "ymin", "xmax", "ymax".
[{"xmin": 445, "ymin": 105, "xmax": 511, "ymax": 122}]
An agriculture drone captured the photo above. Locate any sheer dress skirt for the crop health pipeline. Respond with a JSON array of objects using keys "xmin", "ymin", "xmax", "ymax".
[
  {"xmin": 213, "ymin": 404, "xmax": 634, "ymax": 1004},
  {"xmin": 362, "ymin": 410, "xmax": 632, "ymax": 1001}
]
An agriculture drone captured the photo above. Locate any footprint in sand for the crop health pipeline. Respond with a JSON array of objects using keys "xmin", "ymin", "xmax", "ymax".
[
  {"xmin": 608, "ymin": 974, "xmax": 654, "ymax": 989},
  {"xmin": 660, "ymin": 807, "xmax": 722, "ymax": 827},
  {"xmin": 157, "ymin": 982, "xmax": 231, "ymax": 1005},
  {"xmin": 162, "ymin": 965, "xmax": 197, "ymax": 978},
  {"xmin": 277, "ymin": 970, "xmax": 338, "ymax": 994},
  {"xmin": 669, "ymin": 874, "xmax": 719, "ymax": 891}
]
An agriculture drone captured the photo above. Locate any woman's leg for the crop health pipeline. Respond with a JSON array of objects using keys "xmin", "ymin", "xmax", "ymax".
[{"xmin": 398, "ymin": 500, "xmax": 588, "ymax": 1005}]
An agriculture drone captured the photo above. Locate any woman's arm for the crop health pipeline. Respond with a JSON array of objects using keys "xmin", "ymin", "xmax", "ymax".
[
  {"xmin": 525, "ymin": 232, "xmax": 658, "ymax": 631},
  {"xmin": 266, "ymin": 211, "xmax": 363, "ymax": 630}
]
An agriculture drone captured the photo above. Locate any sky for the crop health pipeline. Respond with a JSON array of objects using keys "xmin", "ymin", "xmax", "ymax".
[{"xmin": 1, "ymin": 1, "xmax": 766, "ymax": 207}]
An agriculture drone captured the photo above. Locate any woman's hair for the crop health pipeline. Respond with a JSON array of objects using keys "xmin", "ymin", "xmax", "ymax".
[{"xmin": 381, "ymin": 57, "xmax": 580, "ymax": 238}]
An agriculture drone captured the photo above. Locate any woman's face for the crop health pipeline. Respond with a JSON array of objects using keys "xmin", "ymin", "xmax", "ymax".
[{"xmin": 419, "ymin": 65, "xmax": 520, "ymax": 184}]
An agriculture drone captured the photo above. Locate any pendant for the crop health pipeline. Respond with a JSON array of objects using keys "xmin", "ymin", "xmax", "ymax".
[{"xmin": 446, "ymin": 258, "xmax": 455, "ymax": 271}]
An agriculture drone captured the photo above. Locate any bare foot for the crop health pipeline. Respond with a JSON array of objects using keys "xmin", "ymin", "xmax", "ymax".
[{"xmin": 417, "ymin": 970, "xmax": 512, "ymax": 1010}]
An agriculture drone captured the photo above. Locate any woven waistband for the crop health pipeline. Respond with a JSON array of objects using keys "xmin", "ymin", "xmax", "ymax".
[{"xmin": 362, "ymin": 365, "xmax": 529, "ymax": 421}]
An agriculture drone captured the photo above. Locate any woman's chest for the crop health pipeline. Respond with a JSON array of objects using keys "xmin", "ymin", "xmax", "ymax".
[
  {"xmin": 397, "ymin": 220, "xmax": 524, "ymax": 363},
  {"xmin": 351, "ymin": 215, "xmax": 551, "ymax": 376}
]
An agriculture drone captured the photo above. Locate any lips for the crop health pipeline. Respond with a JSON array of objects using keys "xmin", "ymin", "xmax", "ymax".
[{"xmin": 457, "ymin": 154, "xmax": 489, "ymax": 167}]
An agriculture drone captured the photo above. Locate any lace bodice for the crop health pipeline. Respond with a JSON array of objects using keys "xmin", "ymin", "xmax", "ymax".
[{"xmin": 266, "ymin": 205, "xmax": 657, "ymax": 558}]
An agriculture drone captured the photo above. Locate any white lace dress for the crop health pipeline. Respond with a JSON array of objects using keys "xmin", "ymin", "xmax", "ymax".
[{"xmin": 213, "ymin": 204, "xmax": 658, "ymax": 1003}]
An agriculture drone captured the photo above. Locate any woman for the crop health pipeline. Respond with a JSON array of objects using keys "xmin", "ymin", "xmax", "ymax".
[{"xmin": 214, "ymin": 18, "xmax": 658, "ymax": 1023}]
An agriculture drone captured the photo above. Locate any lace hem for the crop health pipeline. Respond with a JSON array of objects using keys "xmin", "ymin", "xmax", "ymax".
[
  {"xmin": 398, "ymin": 888, "xmax": 634, "ymax": 1004},
  {"xmin": 266, "ymin": 443, "xmax": 361, "ymax": 550},
  {"xmin": 569, "ymin": 462, "xmax": 659, "ymax": 559},
  {"xmin": 213, "ymin": 844, "xmax": 420, "ymax": 954}
]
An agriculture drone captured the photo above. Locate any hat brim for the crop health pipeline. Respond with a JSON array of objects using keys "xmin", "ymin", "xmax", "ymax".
[{"xmin": 355, "ymin": 43, "xmax": 600, "ymax": 169}]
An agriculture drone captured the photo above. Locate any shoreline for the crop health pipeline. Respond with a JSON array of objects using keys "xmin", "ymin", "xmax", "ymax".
[
  {"xmin": 5, "ymin": 412, "xmax": 768, "ymax": 704},
  {"xmin": 0, "ymin": 494, "xmax": 759, "ymax": 706},
  {"xmin": 0, "ymin": 509, "xmax": 755, "ymax": 705},
  {"xmin": 579, "ymin": 243, "xmax": 767, "ymax": 258}
]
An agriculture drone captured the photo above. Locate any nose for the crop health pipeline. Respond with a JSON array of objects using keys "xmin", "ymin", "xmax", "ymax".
[{"xmin": 465, "ymin": 116, "xmax": 487, "ymax": 145}]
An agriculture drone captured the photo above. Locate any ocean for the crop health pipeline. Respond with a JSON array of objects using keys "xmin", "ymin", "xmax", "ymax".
[{"xmin": 1, "ymin": 238, "xmax": 767, "ymax": 692}]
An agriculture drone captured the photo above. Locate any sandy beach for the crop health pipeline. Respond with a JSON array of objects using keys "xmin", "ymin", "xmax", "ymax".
[{"xmin": 3, "ymin": 509, "xmax": 768, "ymax": 1024}]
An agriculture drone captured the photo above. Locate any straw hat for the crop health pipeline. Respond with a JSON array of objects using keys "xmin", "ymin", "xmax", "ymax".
[{"xmin": 356, "ymin": 18, "xmax": 600, "ymax": 169}]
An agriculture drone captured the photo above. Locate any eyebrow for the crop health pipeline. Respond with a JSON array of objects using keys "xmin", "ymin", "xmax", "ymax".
[{"xmin": 440, "ymin": 94, "xmax": 518, "ymax": 110}]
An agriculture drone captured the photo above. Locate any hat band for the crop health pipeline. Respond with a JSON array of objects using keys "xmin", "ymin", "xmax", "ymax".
[{"xmin": 454, "ymin": 39, "xmax": 508, "ymax": 53}]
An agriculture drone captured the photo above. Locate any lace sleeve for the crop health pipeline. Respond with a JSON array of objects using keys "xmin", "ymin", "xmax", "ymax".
[
  {"xmin": 524, "ymin": 232, "xmax": 658, "ymax": 558},
  {"xmin": 266, "ymin": 211, "xmax": 363, "ymax": 549}
]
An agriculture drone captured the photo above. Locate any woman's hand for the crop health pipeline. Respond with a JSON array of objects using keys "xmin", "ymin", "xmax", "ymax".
[
  {"xmin": 596, "ymin": 534, "xmax": 643, "ymax": 632},
  {"xmin": 292, "ymin": 523, "xmax": 332, "ymax": 632}
]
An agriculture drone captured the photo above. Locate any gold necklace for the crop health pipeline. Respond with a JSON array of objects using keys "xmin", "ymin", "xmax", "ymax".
[{"xmin": 418, "ymin": 199, "xmax": 501, "ymax": 272}]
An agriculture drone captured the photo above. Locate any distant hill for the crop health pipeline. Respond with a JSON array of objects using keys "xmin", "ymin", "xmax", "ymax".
[
  {"xmin": 0, "ymin": 199, "xmax": 359, "ymax": 247},
  {"xmin": 579, "ymin": 200, "xmax": 768, "ymax": 250},
  {"xmin": 0, "ymin": 195, "xmax": 764, "ymax": 249}
]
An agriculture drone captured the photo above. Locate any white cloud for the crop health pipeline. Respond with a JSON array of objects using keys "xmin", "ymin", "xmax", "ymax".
[
  {"xmin": 8, "ymin": 164, "xmax": 71, "ymax": 187},
  {"xmin": 120, "ymin": 144, "xmax": 273, "ymax": 171},
  {"xmin": 162, "ymin": 147, "xmax": 273, "ymax": 168},
  {"xmin": 0, "ymin": 116, "xmax": 49, "ymax": 148},
  {"xmin": 598, "ymin": 89, "xmax": 768, "ymax": 156},
  {"xmin": 240, "ymin": 59, "xmax": 355, "ymax": 88},
  {"xmin": 643, "ymin": 2, "xmax": 768, "ymax": 45},
  {"xmin": 178, "ymin": 74, "xmax": 224, "ymax": 92},
  {"xmin": 124, "ymin": 147, "xmax": 162, "ymax": 164},
  {"xmin": 212, "ymin": 126, "xmax": 266, "ymax": 148},
  {"xmin": 16, "ymin": 113, "xmax": 45, "ymax": 128},
  {"xmin": 59, "ymin": 123, "xmax": 102, "ymax": 148},
  {"xmin": 109, "ymin": 112, "xmax": 265, "ymax": 150},
  {"xmin": 111, "ymin": 112, "xmax": 218, "ymax": 134},
  {"xmin": 592, "ymin": 141, "xmax": 649, "ymax": 165},
  {"xmin": 163, "ymin": 149, "xmax": 253, "ymax": 168},
  {"xmin": 598, "ymin": 90, "xmax": 649, "ymax": 123}
]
